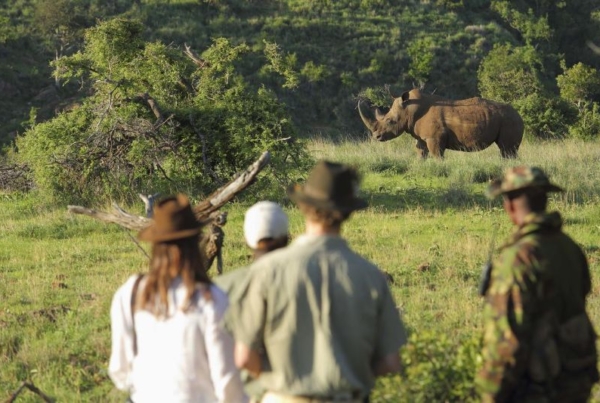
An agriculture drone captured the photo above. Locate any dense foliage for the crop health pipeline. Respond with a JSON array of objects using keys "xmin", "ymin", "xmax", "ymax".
[
  {"xmin": 3, "ymin": 0, "xmax": 599, "ymax": 145},
  {"xmin": 16, "ymin": 19, "xmax": 311, "ymax": 203}
]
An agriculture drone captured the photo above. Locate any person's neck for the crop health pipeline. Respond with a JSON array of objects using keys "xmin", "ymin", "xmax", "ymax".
[
  {"xmin": 513, "ymin": 208, "xmax": 536, "ymax": 226},
  {"xmin": 253, "ymin": 249, "xmax": 269, "ymax": 260},
  {"xmin": 305, "ymin": 220, "xmax": 341, "ymax": 236}
]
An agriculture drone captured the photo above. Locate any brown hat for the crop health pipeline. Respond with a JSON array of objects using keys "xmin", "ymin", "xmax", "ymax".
[
  {"xmin": 287, "ymin": 160, "xmax": 368, "ymax": 213},
  {"xmin": 138, "ymin": 194, "xmax": 204, "ymax": 242}
]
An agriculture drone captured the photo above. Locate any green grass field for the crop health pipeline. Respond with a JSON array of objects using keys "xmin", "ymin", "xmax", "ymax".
[{"xmin": 2, "ymin": 135, "xmax": 600, "ymax": 401}]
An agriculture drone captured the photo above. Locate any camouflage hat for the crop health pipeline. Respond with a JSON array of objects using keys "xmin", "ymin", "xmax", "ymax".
[{"xmin": 486, "ymin": 166, "xmax": 563, "ymax": 199}]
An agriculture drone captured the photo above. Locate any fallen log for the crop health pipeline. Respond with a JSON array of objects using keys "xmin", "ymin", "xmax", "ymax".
[{"xmin": 67, "ymin": 151, "xmax": 271, "ymax": 273}]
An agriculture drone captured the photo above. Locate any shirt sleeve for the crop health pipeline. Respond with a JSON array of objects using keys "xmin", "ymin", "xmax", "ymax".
[
  {"xmin": 108, "ymin": 276, "xmax": 137, "ymax": 391},
  {"xmin": 476, "ymin": 245, "xmax": 541, "ymax": 402},
  {"xmin": 204, "ymin": 286, "xmax": 249, "ymax": 403},
  {"xmin": 373, "ymin": 278, "xmax": 408, "ymax": 362},
  {"xmin": 229, "ymin": 267, "xmax": 267, "ymax": 350}
]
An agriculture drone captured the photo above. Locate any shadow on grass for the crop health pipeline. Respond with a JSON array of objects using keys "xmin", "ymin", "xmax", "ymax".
[{"xmin": 365, "ymin": 187, "xmax": 490, "ymax": 213}]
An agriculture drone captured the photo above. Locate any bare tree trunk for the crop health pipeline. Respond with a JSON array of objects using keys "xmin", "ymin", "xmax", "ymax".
[{"xmin": 67, "ymin": 151, "xmax": 271, "ymax": 273}]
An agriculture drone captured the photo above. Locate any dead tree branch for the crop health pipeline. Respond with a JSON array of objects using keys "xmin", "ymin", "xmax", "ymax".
[
  {"xmin": 66, "ymin": 151, "xmax": 271, "ymax": 272},
  {"xmin": 134, "ymin": 93, "xmax": 164, "ymax": 124},
  {"xmin": 5, "ymin": 381, "xmax": 55, "ymax": 403},
  {"xmin": 183, "ymin": 43, "xmax": 210, "ymax": 69},
  {"xmin": 587, "ymin": 41, "xmax": 600, "ymax": 55},
  {"xmin": 193, "ymin": 151, "xmax": 270, "ymax": 216}
]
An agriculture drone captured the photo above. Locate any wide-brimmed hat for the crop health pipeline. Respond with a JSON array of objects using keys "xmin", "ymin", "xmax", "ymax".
[
  {"xmin": 138, "ymin": 194, "xmax": 204, "ymax": 242},
  {"xmin": 244, "ymin": 201, "xmax": 289, "ymax": 249},
  {"xmin": 486, "ymin": 166, "xmax": 563, "ymax": 199},
  {"xmin": 287, "ymin": 160, "xmax": 368, "ymax": 213}
]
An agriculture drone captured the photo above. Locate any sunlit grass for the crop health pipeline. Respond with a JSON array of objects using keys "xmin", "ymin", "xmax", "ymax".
[{"xmin": 2, "ymin": 137, "xmax": 600, "ymax": 401}]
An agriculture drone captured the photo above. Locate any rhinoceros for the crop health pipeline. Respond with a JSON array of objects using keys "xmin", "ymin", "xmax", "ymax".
[{"xmin": 358, "ymin": 89, "xmax": 524, "ymax": 159}]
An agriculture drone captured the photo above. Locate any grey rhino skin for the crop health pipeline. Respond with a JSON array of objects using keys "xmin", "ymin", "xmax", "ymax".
[{"xmin": 359, "ymin": 89, "xmax": 524, "ymax": 159}]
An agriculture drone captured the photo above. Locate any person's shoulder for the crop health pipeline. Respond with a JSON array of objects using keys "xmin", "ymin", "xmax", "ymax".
[
  {"xmin": 344, "ymin": 245, "xmax": 383, "ymax": 273},
  {"xmin": 114, "ymin": 273, "xmax": 143, "ymax": 297},
  {"xmin": 247, "ymin": 246, "xmax": 292, "ymax": 273},
  {"xmin": 494, "ymin": 238, "xmax": 543, "ymax": 284},
  {"xmin": 213, "ymin": 266, "xmax": 251, "ymax": 295},
  {"xmin": 111, "ymin": 273, "xmax": 144, "ymax": 309}
]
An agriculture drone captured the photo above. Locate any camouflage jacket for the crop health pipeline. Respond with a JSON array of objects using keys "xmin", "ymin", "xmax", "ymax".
[{"xmin": 476, "ymin": 212, "xmax": 598, "ymax": 402}]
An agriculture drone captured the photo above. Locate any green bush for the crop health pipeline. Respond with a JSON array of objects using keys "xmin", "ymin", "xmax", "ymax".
[
  {"xmin": 371, "ymin": 330, "xmax": 481, "ymax": 403},
  {"xmin": 477, "ymin": 44, "xmax": 545, "ymax": 104},
  {"xmin": 513, "ymin": 93, "xmax": 577, "ymax": 139},
  {"xmin": 568, "ymin": 102, "xmax": 600, "ymax": 140},
  {"xmin": 16, "ymin": 19, "xmax": 312, "ymax": 204}
]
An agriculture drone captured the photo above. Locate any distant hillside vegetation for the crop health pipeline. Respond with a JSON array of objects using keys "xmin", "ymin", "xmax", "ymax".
[{"xmin": 1, "ymin": 0, "xmax": 599, "ymax": 145}]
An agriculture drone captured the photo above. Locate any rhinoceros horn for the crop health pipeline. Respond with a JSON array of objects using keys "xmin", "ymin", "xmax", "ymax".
[{"xmin": 358, "ymin": 100, "xmax": 377, "ymax": 132}]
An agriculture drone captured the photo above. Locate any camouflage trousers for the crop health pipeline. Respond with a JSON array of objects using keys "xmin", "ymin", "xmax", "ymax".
[{"xmin": 481, "ymin": 372, "xmax": 596, "ymax": 403}]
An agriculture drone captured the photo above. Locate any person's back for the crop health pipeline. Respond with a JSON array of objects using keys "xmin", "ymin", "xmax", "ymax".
[
  {"xmin": 111, "ymin": 277, "xmax": 236, "ymax": 402},
  {"xmin": 478, "ymin": 168, "xmax": 598, "ymax": 403},
  {"xmin": 214, "ymin": 201, "xmax": 290, "ymax": 402},
  {"xmin": 108, "ymin": 195, "xmax": 247, "ymax": 403},
  {"xmin": 233, "ymin": 161, "xmax": 406, "ymax": 402},
  {"xmin": 241, "ymin": 234, "xmax": 400, "ymax": 396}
]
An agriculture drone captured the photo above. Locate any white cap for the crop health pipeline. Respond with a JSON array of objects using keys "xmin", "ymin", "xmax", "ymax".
[{"xmin": 244, "ymin": 201, "xmax": 289, "ymax": 249}]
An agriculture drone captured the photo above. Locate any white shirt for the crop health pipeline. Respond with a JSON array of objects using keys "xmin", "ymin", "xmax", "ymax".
[{"xmin": 109, "ymin": 275, "xmax": 248, "ymax": 403}]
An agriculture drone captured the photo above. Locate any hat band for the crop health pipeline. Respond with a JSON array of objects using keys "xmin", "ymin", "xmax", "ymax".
[{"xmin": 302, "ymin": 184, "xmax": 330, "ymax": 201}]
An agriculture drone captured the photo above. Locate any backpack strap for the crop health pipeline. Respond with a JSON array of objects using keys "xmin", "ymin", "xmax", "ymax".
[{"xmin": 130, "ymin": 274, "xmax": 144, "ymax": 357}]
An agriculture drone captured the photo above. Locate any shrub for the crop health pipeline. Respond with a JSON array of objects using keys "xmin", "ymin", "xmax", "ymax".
[
  {"xmin": 513, "ymin": 93, "xmax": 577, "ymax": 139},
  {"xmin": 371, "ymin": 330, "xmax": 481, "ymax": 403},
  {"xmin": 477, "ymin": 44, "xmax": 545, "ymax": 104},
  {"xmin": 16, "ymin": 19, "xmax": 312, "ymax": 204}
]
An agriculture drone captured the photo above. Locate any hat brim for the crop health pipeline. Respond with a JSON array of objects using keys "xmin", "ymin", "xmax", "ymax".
[
  {"xmin": 138, "ymin": 226, "xmax": 202, "ymax": 242},
  {"xmin": 287, "ymin": 185, "xmax": 368, "ymax": 213},
  {"xmin": 486, "ymin": 181, "xmax": 564, "ymax": 199}
]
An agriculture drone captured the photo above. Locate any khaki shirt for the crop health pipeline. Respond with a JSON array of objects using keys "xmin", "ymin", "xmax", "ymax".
[
  {"xmin": 215, "ymin": 267, "xmax": 268, "ymax": 400},
  {"xmin": 231, "ymin": 234, "xmax": 407, "ymax": 397},
  {"xmin": 214, "ymin": 266, "xmax": 251, "ymax": 297}
]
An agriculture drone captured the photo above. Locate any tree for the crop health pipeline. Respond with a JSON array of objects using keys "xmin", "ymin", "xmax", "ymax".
[
  {"xmin": 16, "ymin": 18, "xmax": 312, "ymax": 204},
  {"xmin": 477, "ymin": 43, "xmax": 544, "ymax": 103},
  {"xmin": 478, "ymin": 44, "xmax": 576, "ymax": 138},
  {"xmin": 557, "ymin": 62, "xmax": 600, "ymax": 139},
  {"xmin": 556, "ymin": 62, "xmax": 600, "ymax": 108}
]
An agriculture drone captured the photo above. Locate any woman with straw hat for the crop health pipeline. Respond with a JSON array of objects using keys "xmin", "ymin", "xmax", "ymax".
[{"xmin": 108, "ymin": 194, "xmax": 247, "ymax": 403}]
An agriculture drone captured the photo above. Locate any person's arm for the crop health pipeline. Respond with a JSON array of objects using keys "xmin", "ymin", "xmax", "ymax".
[
  {"xmin": 229, "ymin": 268, "xmax": 268, "ymax": 375},
  {"xmin": 373, "ymin": 351, "xmax": 401, "ymax": 376},
  {"xmin": 476, "ymin": 245, "xmax": 540, "ymax": 402},
  {"xmin": 235, "ymin": 342, "xmax": 262, "ymax": 378},
  {"xmin": 204, "ymin": 287, "xmax": 249, "ymax": 403},
  {"xmin": 373, "ymin": 276, "xmax": 407, "ymax": 376},
  {"xmin": 108, "ymin": 278, "xmax": 136, "ymax": 391}
]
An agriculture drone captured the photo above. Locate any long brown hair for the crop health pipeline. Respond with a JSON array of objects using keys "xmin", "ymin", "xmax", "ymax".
[{"xmin": 139, "ymin": 235, "xmax": 212, "ymax": 317}]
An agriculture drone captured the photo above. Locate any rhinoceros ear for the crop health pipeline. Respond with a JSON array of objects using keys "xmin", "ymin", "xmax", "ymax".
[{"xmin": 401, "ymin": 91, "xmax": 410, "ymax": 104}]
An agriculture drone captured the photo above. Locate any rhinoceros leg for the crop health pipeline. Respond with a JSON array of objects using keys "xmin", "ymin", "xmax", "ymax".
[
  {"xmin": 497, "ymin": 140, "xmax": 519, "ymax": 159},
  {"xmin": 415, "ymin": 140, "xmax": 429, "ymax": 159},
  {"xmin": 425, "ymin": 138, "xmax": 445, "ymax": 159}
]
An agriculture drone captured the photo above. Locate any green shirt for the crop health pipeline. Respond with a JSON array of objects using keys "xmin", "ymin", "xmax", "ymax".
[
  {"xmin": 214, "ymin": 265, "xmax": 251, "ymax": 297},
  {"xmin": 231, "ymin": 234, "xmax": 407, "ymax": 398},
  {"xmin": 214, "ymin": 266, "xmax": 267, "ymax": 400},
  {"xmin": 476, "ymin": 212, "xmax": 598, "ymax": 402}
]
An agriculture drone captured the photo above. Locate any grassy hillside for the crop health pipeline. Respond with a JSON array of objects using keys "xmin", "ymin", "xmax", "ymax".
[
  {"xmin": 2, "ymin": 137, "xmax": 600, "ymax": 401},
  {"xmin": 2, "ymin": 0, "xmax": 598, "ymax": 145}
]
